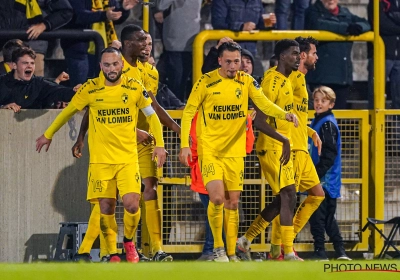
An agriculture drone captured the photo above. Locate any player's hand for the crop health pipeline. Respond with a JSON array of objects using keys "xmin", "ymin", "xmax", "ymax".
[
  {"xmin": 73, "ymin": 83, "xmax": 82, "ymax": 92},
  {"xmin": 179, "ymin": 147, "xmax": 192, "ymax": 166},
  {"xmin": 312, "ymin": 132, "xmax": 322, "ymax": 156},
  {"xmin": 36, "ymin": 135, "xmax": 52, "ymax": 153},
  {"xmin": 2, "ymin": 102, "xmax": 21, "ymax": 113},
  {"xmin": 216, "ymin": 37, "xmax": 234, "ymax": 49},
  {"xmin": 152, "ymin": 147, "xmax": 166, "ymax": 167},
  {"xmin": 242, "ymin": 22, "xmax": 256, "ymax": 31},
  {"xmin": 137, "ymin": 129, "xmax": 154, "ymax": 146},
  {"xmin": 27, "ymin": 23, "xmax": 46, "ymax": 40},
  {"xmin": 285, "ymin": 113, "xmax": 298, "ymax": 127},
  {"xmin": 72, "ymin": 139, "xmax": 84, "ymax": 158},
  {"xmin": 280, "ymin": 138, "xmax": 291, "ymax": 166}
]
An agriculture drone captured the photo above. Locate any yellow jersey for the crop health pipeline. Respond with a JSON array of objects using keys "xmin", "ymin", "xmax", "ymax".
[
  {"xmin": 71, "ymin": 74, "xmax": 152, "ymax": 164},
  {"xmin": 256, "ymin": 69, "xmax": 294, "ymax": 151},
  {"xmin": 182, "ymin": 69, "xmax": 287, "ymax": 157},
  {"xmin": 144, "ymin": 62, "xmax": 159, "ymax": 95},
  {"xmin": 290, "ymin": 70, "xmax": 315, "ymax": 152}
]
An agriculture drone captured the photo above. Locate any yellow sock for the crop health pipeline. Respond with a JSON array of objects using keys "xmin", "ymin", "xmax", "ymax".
[
  {"xmin": 293, "ymin": 195, "xmax": 325, "ymax": 237},
  {"xmin": 281, "ymin": 225, "xmax": 294, "ymax": 255},
  {"xmin": 78, "ymin": 203, "xmax": 101, "ymax": 254},
  {"xmin": 123, "ymin": 208, "xmax": 141, "ymax": 240},
  {"xmin": 270, "ymin": 215, "xmax": 282, "ymax": 258},
  {"xmin": 100, "ymin": 213, "xmax": 118, "ymax": 255},
  {"xmin": 223, "ymin": 208, "xmax": 239, "ymax": 256},
  {"xmin": 208, "ymin": 201, "xmax": 224, "ymax": 249},
  {"xmin": 145, "ymin": 200, "xmax": 162, "ymax": 252},
  {"xmin": 99, "ymin": 231, "xmax": 109, "ymax": 258},
  {"xmin": 244, "ymin": 215, "xmax": 270, "ymax": 242}
]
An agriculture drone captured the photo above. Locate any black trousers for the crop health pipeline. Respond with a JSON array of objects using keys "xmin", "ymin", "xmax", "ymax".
[{"xmin": 309, "ymin": 188, "xmax": 343, "ymax": 250}]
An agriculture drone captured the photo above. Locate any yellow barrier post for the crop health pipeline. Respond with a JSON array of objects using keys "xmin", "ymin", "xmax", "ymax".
[
  {"xmin": 142, "ymin": 0, "xmax": 150, "ymax": 32},
  {"xmin": 370, "ymin": 0, "xmax": 385, "ymax": 257}
]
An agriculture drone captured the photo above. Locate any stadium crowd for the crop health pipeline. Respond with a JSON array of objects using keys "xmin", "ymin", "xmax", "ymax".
[{"xmin": 0, "ymin": 0, "xmax": 392, "ymax": 263}]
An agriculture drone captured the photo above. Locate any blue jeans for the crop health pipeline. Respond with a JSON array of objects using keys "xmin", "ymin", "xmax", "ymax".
[
  {"xmin": 275, "ymin": 0, "xmax": 310, "ymax": 30},
  {"xmin": 368, "ymin": 58, "xmax": 400, "ymax": 109}
]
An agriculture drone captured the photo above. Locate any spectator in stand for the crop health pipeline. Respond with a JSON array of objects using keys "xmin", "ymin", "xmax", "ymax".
[
  {"xmin": 0, "ymin": 48, "xmax": 74, "ymax": 112},
  {"xmin": 211, "ymin": 0, "xmax": 276, "ymax": 57},
  {"xmin": 0, "ymin": 0, "xmax": 73, "ymax": 77},
  {"xmin": 0, "ymin": 40, "xmax": 29, "ymax": 75},
  {"xmin": 368, "ymin": 0, "xmax": 400, "ymax": 109},
  {"xmin": 305, "ymin": 0, "xmax": 371, "ymax": 109},
  {"xmin": 156, "ymin": 0, "xmax": 202, "ymax": 102},
  {"xmin": 147, "ymin": 56, "xmax": 185, "ymax": 110},
  {"xmin": 202, "ymin": 37, "xmax": 262, "ymax": 84},
  {"xmin": 61, "ymin": 0, "xmax": 138, "ymax": 87},
  {"xmin": 275, "ymin": 0, "xmax": 310, "ymax": 30}
]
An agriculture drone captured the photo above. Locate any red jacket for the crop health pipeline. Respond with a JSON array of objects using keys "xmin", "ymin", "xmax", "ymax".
[{"xmin": 189, "ymin": 112, "xmax": 255, "ymax": 194}]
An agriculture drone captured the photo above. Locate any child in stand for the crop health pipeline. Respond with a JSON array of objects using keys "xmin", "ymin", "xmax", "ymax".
[{"xmin": 308, "ymin": 86, "xmax": 351, "ymax": 261}]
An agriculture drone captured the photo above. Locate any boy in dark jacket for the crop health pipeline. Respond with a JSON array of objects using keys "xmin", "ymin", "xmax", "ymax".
[{"xmin": 308, "ymin": 85, "xmax": 351, "ymax": 261}]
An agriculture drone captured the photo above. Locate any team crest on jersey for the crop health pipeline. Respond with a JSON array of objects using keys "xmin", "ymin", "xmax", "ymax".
[
  {"xmin": 121, "ymin": 93, "xmax": 128, "ymax": 103},
  {"xmin": 235, "ymin": 88, "xmax": 242, "ymax": 99}
]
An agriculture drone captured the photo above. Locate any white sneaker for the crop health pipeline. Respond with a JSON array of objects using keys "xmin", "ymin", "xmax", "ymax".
[
  {"xmin": 213, "ymin": 247, "xmax": 229, "ymax": 262},
  {"xmin": 236, "ymin": 236, "xmax": 252, "ymax": 261},
  {"xmin": 284, "ymin": 252, "xmax": 304, "ymax": 261},
  {"xmin": 228, "ymin": 255, "xmax": 241, "ymax": 262}
]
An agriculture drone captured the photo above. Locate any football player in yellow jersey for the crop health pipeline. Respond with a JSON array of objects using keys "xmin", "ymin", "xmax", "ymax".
[
  {"xmin": 236, "ymin": 37, "xmax": 326, "ymax": 261},
  {"xmin": 179, "ymin": 42, "xmax": 298, "ymax": 262},
  {"xmin": 71, "ymin": 25, "xmax": 178, "ymax": 262},
  {"xmin": 35, "ymin": 47, "xmax": 167, "ymax": 263},
  {"xmin": 236, "ymin": 39, "xmax": 303, "ymax": 261}
]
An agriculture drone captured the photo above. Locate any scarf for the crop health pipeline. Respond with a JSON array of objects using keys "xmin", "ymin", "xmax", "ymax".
[
  {"xmin": 14, "ymin": 0, "xmax": 43, "ymax": 24},
  {"xmin": 89, "ymin": 0, "xmax": 118, "ymax": 54}
]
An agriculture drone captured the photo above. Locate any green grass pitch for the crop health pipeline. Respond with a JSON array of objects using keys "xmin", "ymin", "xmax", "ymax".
[{"xmin": 1, "ymin": 261, "xmax": 400, "ymax": 280}]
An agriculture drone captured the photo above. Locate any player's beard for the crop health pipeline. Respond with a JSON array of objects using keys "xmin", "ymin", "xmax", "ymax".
[
  {"xmin": 104, "ymin": 70, "xmax": 122, "ymax": 83},
  {"xmin": 305, "ymin": 60, "xmax": 316, "ymax": 71}
]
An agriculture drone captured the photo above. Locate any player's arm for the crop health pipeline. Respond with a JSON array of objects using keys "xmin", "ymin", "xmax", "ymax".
[
  {"xmin": 36, "ymin": 103, "xmax": 79, "ymax": 153},
  {"xmin": 249, "ymin": 78, "xmax": 298, "ymax": 126},
  {"xmin": 147, "ymin": 90, "xmax": 181, "ymax": 135},
  {"xmin": 72, "ymin": 108, "xmax": 89, "ymax": 158},
  {"xmin": 308, "ymin": 126, "xmax": 322, "ymax": 155},
  {"xmin": 179, "ymin": 77, "xmax": 205, "ymax": 166},
  {"xmin": 253, "ymin": 104, "xmax": 291, "ymax": 165},
  {"xmin": 141, "ymin": 105, "xmax": 166, "ymax": 167}
]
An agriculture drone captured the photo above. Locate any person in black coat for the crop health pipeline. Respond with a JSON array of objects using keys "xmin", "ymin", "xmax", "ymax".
[
  {"xmin": 0, "ymin": 48, "xmax": 74, "ymax": 112},
  {"xmin": 368, "ymin": 0, "xmax": 400, "ymax": 109},
  {"xmin": 305, "ymin": 0, "xmax": 371, "ymax": 109}
]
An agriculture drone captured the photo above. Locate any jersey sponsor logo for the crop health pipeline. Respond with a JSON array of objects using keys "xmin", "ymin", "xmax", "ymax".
[
  {"xmin": 210, "ymin": 104, "xmax": 245, "ymax": 120},
  {"xmin": 96, "ymin": 98, "xmax": 103, "ymax": 102},
  {"xmin": 233, "ymin": 79, "xmax": 244, "ymax": 85},
  {"xmin": 284, "ymin": 103, "xmax": 294, "ymax": 111},
  {"xmin": 297, "ymin": 73, "xmax": 301, "ymax": 78},
  {"xmin": 143, "ymin": 90, "xmax": 149, "ymax": 99},
  {"xmin": 121, "ymin": 84, "xmax": 137, "ymax": 91},
  {"xmin": 213, "ymin": 92, "xmax": 221, "ymax": 95},
  {"xmin": 253, "ymin": 79, "xmax": 260, "ymax": 89},
  {"xmin": 235, "ymin": 88, "xmax": 242, "ymax": 99},
  {"xmin": 206, "ymin": 79, "xmax": 222, "ymax": 88},
  {"xmin": 122, "ymin": 93, "xmax": 128, "ymax": 104},
  {"xmin": 88, "ymin": 87, "xmax": 105, "ymax": 94},
  {"xmin": 148, "ymin": 73, "xmax": 157, "ymax": 80}
]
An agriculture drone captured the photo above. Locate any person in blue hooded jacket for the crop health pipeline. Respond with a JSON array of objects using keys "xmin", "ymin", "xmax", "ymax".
[{"xmin": 308, "ymin": 85, "xmax": 351, "ymax": 261}]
